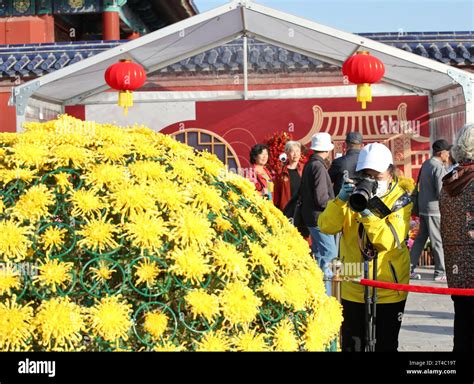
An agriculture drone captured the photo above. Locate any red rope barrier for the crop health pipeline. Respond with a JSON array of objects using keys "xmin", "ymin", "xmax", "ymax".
[{"xmin": 358, "ymin": 279, "xmax": 474, "ymax": 296}]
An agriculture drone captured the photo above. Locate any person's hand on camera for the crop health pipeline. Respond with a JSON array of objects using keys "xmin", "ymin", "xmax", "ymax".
[
  {"xmin": 337, "ymin": 182, "xmax": 354, "ymax": 202},
  {"xmin": 360, "ymin": 209, "xmax": 373, "ymax": 217}
]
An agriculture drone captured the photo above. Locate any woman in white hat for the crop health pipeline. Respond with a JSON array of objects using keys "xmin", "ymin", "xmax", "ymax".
[{"xmin": 318, "ymin": 142, "xmax": 415, "ymax": 351}]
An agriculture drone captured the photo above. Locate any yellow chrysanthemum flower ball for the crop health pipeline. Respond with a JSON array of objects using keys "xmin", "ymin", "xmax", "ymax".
[{"xmin": 0, "ymin": 115, "xmax": 342, "ymax": 351}]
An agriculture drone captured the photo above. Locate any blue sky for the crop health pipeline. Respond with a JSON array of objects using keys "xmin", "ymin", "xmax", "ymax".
[{"xmin": 194, "ymin": 0, "xmax": 474, "ymax": 33}]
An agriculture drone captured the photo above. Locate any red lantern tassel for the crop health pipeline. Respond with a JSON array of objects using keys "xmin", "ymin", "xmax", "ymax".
[
  {"xmin": 356, "ymin": 83, "xmax": 372, "ymax": 110},
  {"xmin": 118, "ymin": 90, "xmax": 134, "ymax": 116}
]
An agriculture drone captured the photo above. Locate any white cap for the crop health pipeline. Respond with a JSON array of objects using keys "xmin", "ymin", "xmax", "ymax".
[
  {"xmin": 310, "ymin": 132, "xmax": 335, "ymax": 152},
  {"xmin": 356, "ymin": 143, "xmax": 393, "ymax": 173}
]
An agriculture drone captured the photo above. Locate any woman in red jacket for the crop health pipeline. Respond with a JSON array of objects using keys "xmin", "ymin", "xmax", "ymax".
[
  {"xmin": 248, "ymin": 144, "xmax": 274, "ymax": 200},
  {"xmin": 273, "ymin": 141, "xmax": 304, "ymax": 211}
]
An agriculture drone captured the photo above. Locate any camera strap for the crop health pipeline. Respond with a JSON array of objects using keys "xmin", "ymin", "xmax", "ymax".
[
  {"xmin": 388, "ymin": 191, "xmax": 413, "ymax": 250},
  {"xmin": 387, "ymin": 221, "xmax": 402, "ymax": 250},
  {"xmin": 357, "ymin": 224, "xmax": 378, "ymax": 261}
]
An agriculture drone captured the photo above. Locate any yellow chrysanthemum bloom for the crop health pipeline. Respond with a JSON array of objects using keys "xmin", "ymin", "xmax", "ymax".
[
  {"xmin": 169, "ymin": 158, "xmax": 200, "ymax": 182},
  {"xmin": 0, "ymin": 220, "xmax": 33, "ymax": 262},
  {"xmin": 193, "ymin": 152, "xmax": 223, "ymax": 177},
  {"xmin": 222, "ymin": 173, "xmax": 258, "ymax": 200},
  {"xmin": 10, "ymin": 184, "xmax": 55, "ymax": 222},
  {"xmin": 168, "ymin": 247, "xmax": 212, "ymax": 284},
  {"xmin": 131, "ymin": 138, "xmax": 163, "ymax": 159},
  {"xmin": 219, "ymin": 282, "xmax": 262, "ymax": 327},
  {"xmin": 10, "ymin": 142, "xmax": 49, "ymax": 168},
  {"xmin": 123, "ymin": 213, "xmax": 166, "ymax": 254},
  {"xmin": 238, "ymin": 209, "xmax": 268, "ymax": 237},
  {"xmin": 52, "ymin": 144, "xmax": 92, "ymax": 168},
  {"xmin": 0, "ymin": 298, "xmax": 34, "ymax": 351},
  {"xmin": 77, "ymin": 217, "xmax": 119, "ymax": 253},
  {"xmin": 90, "ymin": 260, "xmax": 115, "ymax": 283},
  {"xmin": 0, "ymin": 168, "xmax": 36, "ymax": 185},
  {"xmin": 153, "ymin": 340, "xmax": 186, "ymax": 352},
  {"xmin": 214, "ymin": 216, "xmax": 233, "ymax": 233},
  {"xmin": 304, "ymin": 297, "xmax": 343, "ymax": 352},
  {"xmin": 185, "ymin": 289, "xmax": 220, "ymax": 322},
  {"xmin": 226, "ymin": 190, "xmax": 241, "ymax": 204},
  {"xmin": 260, "ymin": 279, "xmax": 287, "ymax": 304},
  {"xmin": 298, "ymin": 266, "xmax": 326, "ymax": 302},
  {"xmin": 88, "ymin": 295, "xmax": 132, "ymax": 343},
  {"xmin": 266, "ymin": 239, "xmax": 300, "ymax": 270},
  {"xmin": 233, "ymin": 329, "xmax": 269, "ymax": 352},
  {"xmin": 40, "ymin": 226, "xmax": 67, "ymax": 254},
  {"xmin": 212, "ymin": 240, "xmax": 249, "ymax": 281},
  {"xmin": 271, "ymin": 318, "xmax": 300, "ymax": 352},
  {"xmin": 153, "ymin": 132, "xmax": 194, "ymax": 156},
  {"xmin": 97, "ymin": 144, "xmax": 130, "ymax": 164},
  {"xmin": 281, "ymin": 270, "xmax": 311, "ymax": 311},
  {"xmin": 83, "ymin": 163, "xmax": 128, "ymax": 190},
  {"xmin": 128, "ymin": 160, "xmax": 168, "ymax": 182},
  {"xmin": 33, "ymin": 258, "xmax": 73, "ymax": 293},
  {"xmin": 152, "ymin": 181, "xmax": 191, "ymax": 211},
  {"xmin": 168, "ymin": 210, "xmax": 216, "ymax": 249},
  {"xmin": 109, "ymin": 184, "xmax": 157, "ymax": 220},
  {"xmin": 53, "ymin": 172, "xmax": 73, "ymax": 194},
  {"xmin": 68, "ymin": 189, "xmax": 104, "ymax": 217},
  {"xmin": 191, "ymin": 184, "xmax": 225, "ymax": 213},
  {"xmin": 134, "ymin": 258, "xmax": 161, "ymax": 288},
  {"xmin": 0, "ymin": 263, "xmax": 21, "ymax": 296},
  {"xmin": 143, "ymin": 311, "xmax": 169, "ymax": 341},
  {"xmin": 248, "ymin": 243, "xmax": 278, "ymax": 276},
  {"xmin": 196, "ymin": 330, "xmax": 231, "ymax": 352},
  {"xmin": 34, "ymin": 297, "xmax": 86, "ymax": 351}
]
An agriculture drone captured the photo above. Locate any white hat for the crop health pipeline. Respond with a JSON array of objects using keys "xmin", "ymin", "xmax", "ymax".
[
  {"xmin": 356, "ymin": 143, "xmax": 393, "ymax": 173},
  {"xmin": 310, "ymin": 132, "xmax": 335, "ymax": 152}
]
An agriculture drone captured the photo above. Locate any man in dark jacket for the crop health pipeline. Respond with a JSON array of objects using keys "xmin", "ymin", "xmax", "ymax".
[
  {"xmin": 301, "ymin": 132, "xmax": 337, "ymax": 294},
  {"xmin": 410, "ymin": 139, "xmax": 451, "ymax": 281},
  {"xmin": 328, "ymin": 132, "xmax": 363, "ymax": 196}
]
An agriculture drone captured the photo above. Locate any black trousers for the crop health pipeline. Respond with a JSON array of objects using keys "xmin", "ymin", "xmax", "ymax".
[
  {"xmin": 452, "ymin": 296, "xmax": 474, "ymax": 352},
  {"xmin": 341, "ymin": 299, "xmax": 406, "ymax": 352}
]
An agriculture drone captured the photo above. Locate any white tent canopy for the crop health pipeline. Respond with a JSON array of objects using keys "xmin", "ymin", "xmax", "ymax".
[{"xmin": 10, "ymin": 0, "xmax": 474, "ymax": 129}]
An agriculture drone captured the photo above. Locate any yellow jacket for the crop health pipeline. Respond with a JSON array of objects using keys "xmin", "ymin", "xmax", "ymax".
[{"xmin": 318, "ymin": 178, "xmax": 414, "ymax": 304}]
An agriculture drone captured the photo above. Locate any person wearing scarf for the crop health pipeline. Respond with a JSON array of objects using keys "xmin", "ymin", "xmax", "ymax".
[{"xmin": 439, "ymin": 124, "xmax": 474, "ymax": 352}]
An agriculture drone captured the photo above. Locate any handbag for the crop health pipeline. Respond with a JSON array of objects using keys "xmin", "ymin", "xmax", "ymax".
[
  {"xmin": 411, "ymin": 165, "xmax": 423, "ymax": 216},
  {"xmin": 283, "ymin": 182, "xmax": 309, "ymax": 238}
]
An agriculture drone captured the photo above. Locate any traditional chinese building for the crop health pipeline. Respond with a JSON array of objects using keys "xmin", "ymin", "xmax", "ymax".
[{"xmin": 0, "ymin": 0, "xmax": 197, "ymax": 127}]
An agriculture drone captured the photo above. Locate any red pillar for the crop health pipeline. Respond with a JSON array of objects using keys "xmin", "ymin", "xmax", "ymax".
[
  {"xmin": 103, "ymin": 11, "xmax": 120, "ymax": 41},
  {"xmin": 0, "ymin": 92, "xmax": 18, "ymax": 133}
]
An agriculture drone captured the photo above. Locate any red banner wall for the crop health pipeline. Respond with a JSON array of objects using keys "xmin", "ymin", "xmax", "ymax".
[{"xmin": 161, "ymin": 95, "xmax": 430, "ymax": 180}]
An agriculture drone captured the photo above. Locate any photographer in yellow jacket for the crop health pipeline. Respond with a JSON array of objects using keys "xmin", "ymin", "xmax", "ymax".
[{"xmin": 318, "ymin": 143, "xmax": 414, "ymax": 352}]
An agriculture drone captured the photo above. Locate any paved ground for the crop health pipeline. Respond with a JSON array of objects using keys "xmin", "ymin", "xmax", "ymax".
[{"xmin": 399, "ymin": 266, "xmax": 454, "ymax": 352}]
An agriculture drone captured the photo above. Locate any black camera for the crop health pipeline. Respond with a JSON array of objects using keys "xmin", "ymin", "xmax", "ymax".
[{"xmin": 349, "ymin": 176, "xmax": 378, "ymax": 212}]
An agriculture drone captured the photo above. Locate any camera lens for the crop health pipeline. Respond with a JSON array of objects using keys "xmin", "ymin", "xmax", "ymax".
[
  {"xmin": 349, "ymin": 190, "xmax": 370, "ymax": 212},
  {"xmin": 349, "ymin": 178, "xmax": 377, "ymax": 212}
]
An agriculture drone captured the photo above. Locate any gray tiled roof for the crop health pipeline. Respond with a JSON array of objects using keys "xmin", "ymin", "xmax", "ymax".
[{"xmin": 1, "ymin": 32, "xmax": 473, "ymax": 78}]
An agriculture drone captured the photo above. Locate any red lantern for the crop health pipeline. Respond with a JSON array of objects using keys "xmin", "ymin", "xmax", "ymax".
[
  {"xmin": 105, "ymin": 59, "xmax": 146, "ymax": 115},
  {"xmin": 342, "ymin": 51, "xmax": 385, "ymax": 110}
]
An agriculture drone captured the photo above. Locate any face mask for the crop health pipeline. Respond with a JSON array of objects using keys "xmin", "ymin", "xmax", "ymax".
[{"xmin": 375, "ymin": 180, "xmax": 390, "ymax": 197}]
